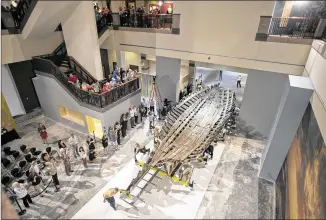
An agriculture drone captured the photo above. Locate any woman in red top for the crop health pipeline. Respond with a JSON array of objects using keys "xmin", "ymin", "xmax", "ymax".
[{"xmin": 38, "ymin": 123, "xmax": 48, "ymax": 145}]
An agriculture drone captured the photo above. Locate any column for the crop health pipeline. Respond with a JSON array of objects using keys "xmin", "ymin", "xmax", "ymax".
[
  {"xmin": 156, "ymin": 56, "xmax": 181, "ymax": 103},
  {"xmin": 259, "ymin": 75, "xmax": 313, "ymax": 182},
  {"xmin": 188, "ymin": 60, "xmax": 196, "ymax": 87},
  {"xmin": 110, "ymin": 0, "xmax": 124, "ymax": 12},
  {"xmin": 239, "ymin": 70, "xmax": 289, "ymax": 137},
  {"xmin": 116, "ymin": 51, "xmax": 126, "ymax": 69},
  {"xmin": 62, "ymin": 1, "xmax": 103, "ymax": 80}
]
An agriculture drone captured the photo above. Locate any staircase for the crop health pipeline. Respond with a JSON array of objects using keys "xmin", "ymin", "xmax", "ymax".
[
  {"xmin": 58, "ymin": 57, "xmax": 73, "ymax": 76},
  {"xmin": 32, "ymin": 41, "xmax": 140, "ymax": 109}
]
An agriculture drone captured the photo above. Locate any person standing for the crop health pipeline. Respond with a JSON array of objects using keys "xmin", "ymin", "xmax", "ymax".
[
  {"xmin": 149, "ymin": 112, "xmax": 154, "ymax": 130},
  {"xmin": 28, "ymin": 173, "xmax": 46, "ymax": 197},
  {"xmin": 139, "ymin": 105, "xmax": 145, "ymax": 122},
  {"xmin": 108, "ymin": 126, "xmax": 117, "ymax": 146},
  {"xmin": 219, "ymin": 70, "xmax": 223, "ymax": 81},
  {"xmin": 237, "ymin": 74, "xmax": 242, "ymax": 88},
  {"xmin": 134, "ymin": 106, "xmax": 138, "ymax": 125},
  {"xmin": 38, "ymin": 123, "xmax": 48, "ymax": 145},
  {"xmin": 87, "ymin": 136, "xmax": 97, "ymax": 162},
  {"xmin": 44, "ymin": 161, "xmax": 60, "ymax": 192},
  {"xmin": 78, "ymin": 146, "xmax": 87, "ymax": 168},
  {"xmin": 29, "ymin": 161, "xmax": 40, "ymax": 176},
  {"xmin": 102, "ymin": 134, "xmax": 109, "ymax": 155},
  {"xmin": 12, "ymin": 182, "xmax": 33, "ymax": 208},
  {"xmin": 120, "ymin": 114, "xmax": 126, "ymax": 138},
  {"xmin": 141, "ymin": 98, "xmax": 148, "ymax": 116},
  {"xmin": 123, "ymin": 113, "xmax": 129, "ymax": 136},
  {"xmin": 129, "ymin": 107, "xmax": 135, "ymax": 128},
  {"xmin": 68, "ymin": 133, "xmax": 79, "ymax": 159},
  {"xmin": 103, "ymin": 187, "xmax": 120, "ymax": 211},
  {"xmin": 150, "ymin": 98, "xmax": 155, "ymax": 114},
  {"xmin": 115, "ymin": 122, "xmax": 121, "ymax": 145},
  {"xmin": 59, "ymin": 140, "xmax": 73, "ymax": 176}
]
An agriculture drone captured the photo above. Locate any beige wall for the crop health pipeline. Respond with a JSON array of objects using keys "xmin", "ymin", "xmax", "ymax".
[
  {"xmin": 2, "ymin": 32, "xmax": 63, "ymax": 64},
  {"xmin": 110, "ymin": 0, "xmax": 124, "ymax": 12},
  {"xmin": 22, "ymin": 1, "xmax": 80, "ymax": 39},
  {"xmin": 125, "ymin": 51, "xmax": 142, "ymax": 70},
  {"xmin": 304, "ymin": 40, "xmax": 326, "ymax": 141},
  {"xmin": 100, "ymin": 1, "xmax": 311, "ymax": 75},
  {"xmin": 62, "ymin": 1, "xmax": 103, "ymax": 80}
]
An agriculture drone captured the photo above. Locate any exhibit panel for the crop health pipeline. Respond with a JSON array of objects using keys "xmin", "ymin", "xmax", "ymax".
[{"xmin": 275, "ymin": 103, "xmax": 326, "ymax": 219}]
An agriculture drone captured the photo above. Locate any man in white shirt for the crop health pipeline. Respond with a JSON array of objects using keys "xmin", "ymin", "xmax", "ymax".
[
  {"xmin": 237, "ymin": 74, "xmax": 242, "ymax": 88},
  {"xmin": 68, "ymin": 133, "xmax": 79, "ymax": 158},
  {"xmin": 141, "ymin": 98, "xmax": 148, "ymax": 116},
  {"xmin": 150, "ymin": 99, "xmax": 155, "ymax": 114},
  {"xmin": 129, "ymin": 107, "xmax": 135, "ymax": 128}
]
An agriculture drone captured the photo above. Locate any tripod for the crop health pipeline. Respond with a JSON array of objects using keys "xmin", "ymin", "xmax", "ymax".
[
  {"xmin": 149, "ymin": 76, "xmax": 163, "ymax": 119},
  {"xmin": 149, "ymin": 76, "xmax": 163, "ymax": 131}
]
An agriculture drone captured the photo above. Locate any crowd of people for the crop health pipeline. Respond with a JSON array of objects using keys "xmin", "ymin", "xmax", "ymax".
[
  {"xmin": 1, "ymin": 1, "xmax": 21, "ymax": 28},
  {"xmin": 66, "ymin": 67, "xmax": 137, "ymax": 95},
  {"xmin": 118, "ymin": 5, "xmax": 173, "ymax": 28},
  {"xmin": 93, "ymin": 3, "xmax": 173, "ymax": 29}
]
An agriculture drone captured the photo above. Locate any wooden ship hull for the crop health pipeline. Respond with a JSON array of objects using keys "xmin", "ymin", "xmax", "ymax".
[{"xmin": 125, "ymin": 85, "xmax": 236, "ymax": 196}]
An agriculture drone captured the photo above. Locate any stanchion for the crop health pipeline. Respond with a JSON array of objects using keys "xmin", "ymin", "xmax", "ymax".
[{"xmin": 14, "ymin": 198, "xmax": 26, "ymax": 216}]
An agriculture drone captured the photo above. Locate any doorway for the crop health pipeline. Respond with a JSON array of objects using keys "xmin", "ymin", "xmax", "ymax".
[{"xmin": 85, "ymin": 115, "xmax": 103, "ymax": 139}]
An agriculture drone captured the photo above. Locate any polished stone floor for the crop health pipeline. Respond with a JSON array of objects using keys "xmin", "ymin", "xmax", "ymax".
[
  {"xmin": 3, "ymin": 108, "xmax": 154, "ymax": 219},
  {"xmin": 3, "ymin": 78, "xmax": 274, "ymax": 219}
]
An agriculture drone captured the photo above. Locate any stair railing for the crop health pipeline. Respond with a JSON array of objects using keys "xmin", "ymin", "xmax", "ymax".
[
  {"xmin": 67, "ymin": 56, "xmax": 97, "ymax": 85},
  {"xmin": 2, "ymin": 0, "xmax": 38, "ymax": 34},
  {"xmin": 32, "ymin": 57, "xmax": 140, "ymax": 108}
]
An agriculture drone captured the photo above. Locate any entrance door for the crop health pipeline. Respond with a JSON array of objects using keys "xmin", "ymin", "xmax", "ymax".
[{"xmin": 85, "ymin": 116, "xmax": 103, "ymax": 139}]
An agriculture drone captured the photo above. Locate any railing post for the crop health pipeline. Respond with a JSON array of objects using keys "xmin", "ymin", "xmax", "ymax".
[{"xmin": 314, "ymin": 19, "xmax": 326, "ymax": 39}]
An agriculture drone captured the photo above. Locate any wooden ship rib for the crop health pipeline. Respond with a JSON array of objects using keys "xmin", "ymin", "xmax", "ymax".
[{"xmin": 125, "ymin": 85, "xmax": 236, "ymax": 195}]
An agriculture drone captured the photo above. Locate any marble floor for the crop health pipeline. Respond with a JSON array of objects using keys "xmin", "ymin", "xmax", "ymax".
[
  {"xmin": 3, "ymin": 108, "xmax": 154, "ymax": 219},
  {"xmin": 3, "ymin": 104, "xmax": 274, "ymax": 219},
  {"xmin": 196, "ymin": 67, "xmax": 248, "ymax": 107}
]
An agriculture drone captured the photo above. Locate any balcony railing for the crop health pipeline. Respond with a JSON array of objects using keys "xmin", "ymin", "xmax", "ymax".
[
  {"xmin": 268, "ymin": 17, "xmax": 320, "ymax": 38},
  {"xmin": 96, "ymin": 12, "xmax": 180, "ymax": 37},
  {"xmin": 1, "ymin": 0, "xmax": 38, "ymax": 34},
  {"xmin": 32, "ymin": 57, "xmax": 140, "ymax": 108}
]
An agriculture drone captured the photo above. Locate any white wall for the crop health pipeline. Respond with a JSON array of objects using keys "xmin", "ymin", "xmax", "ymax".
[
  {"xmin": 1, "ymin": 65, "xmax": 26, "ymax": 116},
  {"xmin": 156, "ymin": 56, "xmax": 181, "ymax": 102},
  {"xmin": 100, "ymin": 1, "xmax": 311, "ymax": 76},
  {"xmin": 240, "ymin": 70, "xmax": 288, "ymax": 137},
  {"xmin": 2, "ymin": 32, "xmax": 63, "ymax": 64},
  {"xmin": 33, "ymin": 73, "xmax": 141, "ymax": 134},
  {"xmin": 304, "ymin": 40, "xmax": 326, "ymax": 141},
  {"xmin": 62, "ymin": 1, "xmax": 103, "ymax": 80},
  {"xmin": 259, "ymin": 76, "xmax": 314, "ymax": 182}
]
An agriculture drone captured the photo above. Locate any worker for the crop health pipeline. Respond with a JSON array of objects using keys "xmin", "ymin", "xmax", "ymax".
[
  {"xmin": 103, "ymin": 187, "xmax": 120, "ymax": 211},
  {"xmin": 134, "ymin": 143, "xmax": 150, "ymax": 163},
  {"xmin": 178, "ymin": 162, "xmax": 193, "ymax": 183}
]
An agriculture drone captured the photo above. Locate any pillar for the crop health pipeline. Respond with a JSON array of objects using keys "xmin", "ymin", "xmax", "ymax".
[
  {"xmin": 156, "ymin": 56, "xmax": 181, "ymax": 103},
  {"xmin": 259, "ymin": 75, "xmax": 313, "ymax": 182},
  {"xmin": 188, "ymin": 61, "xmax": 196, "ymax": 87},
  {"xmin": 116, "ymin": 51, "xmax": 126, "ymax": 69},
  {"xmin": 239, "ymin": 70, "xmax": 288, "ymax": 137},
  {"xmin": 110, "ymin": 0, "xmax": 124, "ymax": 12},
  {"xmin": 62, "ymin": 1, "xmax": 103, "ymax": 80}
]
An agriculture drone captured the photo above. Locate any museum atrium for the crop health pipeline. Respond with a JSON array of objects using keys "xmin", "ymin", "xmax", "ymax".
[{"xmin": 1, "ymin": 0, "xmax": 325, "ymax": 219}]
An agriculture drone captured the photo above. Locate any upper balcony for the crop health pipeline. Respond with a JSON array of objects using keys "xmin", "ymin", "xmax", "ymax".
[
  {"xmin": 255, "ymin": 16, "xmax": 326, "ymax": 44},
  {"xmin": 1, "ymin": 0, "xmax": 38, "ymax": 35},
  {"xmin": 96, "ymin": 12, "xmax": 181, "ymax": 38}
]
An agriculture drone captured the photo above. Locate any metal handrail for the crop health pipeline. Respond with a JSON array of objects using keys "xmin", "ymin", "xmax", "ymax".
[
  {"xmin": 268, "ymin": 17, "xmax": 320, "ymax": 38},
  {"xmin": 32, "ymin": 57, "xmax": 140, "ymax": 108}
]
